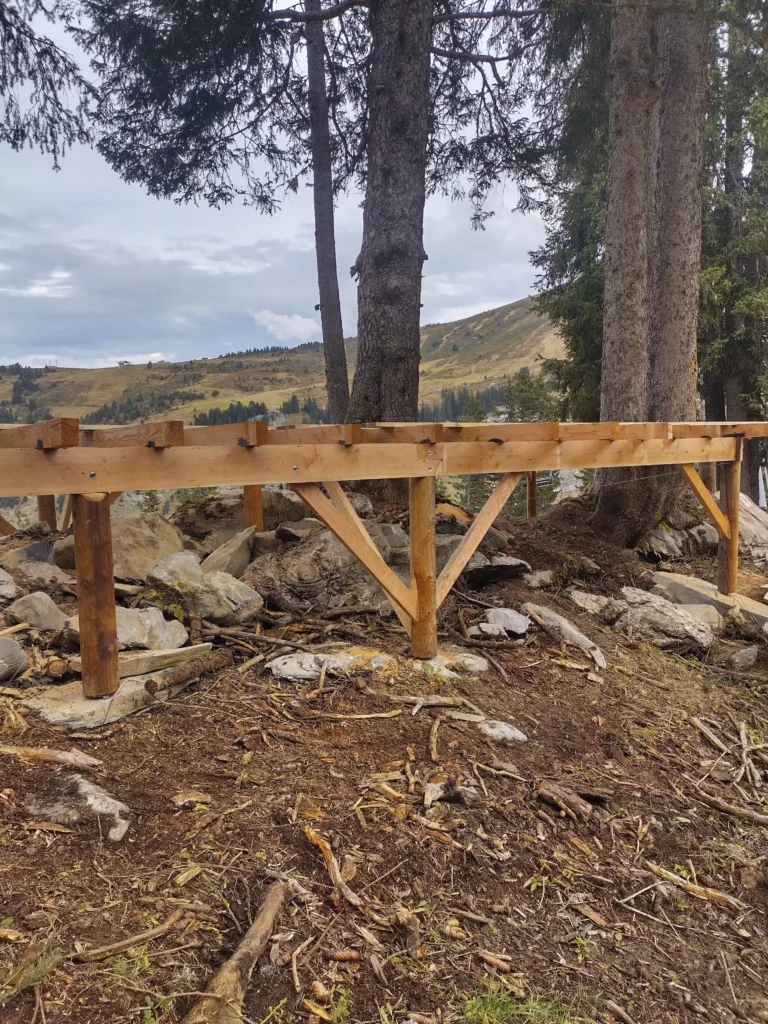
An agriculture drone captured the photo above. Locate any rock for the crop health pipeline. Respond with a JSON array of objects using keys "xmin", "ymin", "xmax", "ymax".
[
  {"xmin": 731, "ymin": 645, "xmax": 759, "ymax": 670},
  {"xmin": 200, "ymin": 527, "xmax": 258, "ymax": 578},
  {"xmin": 651, "ymin": 571, "xmax": 768, "ymax": 629},
  {"xmin": 275, "ymin": 518, "xmax": 326, "ymax": 542},
  {"xmin": 22, "ymin": 673, "xmax": 197, "ymax": 728},
  {"xmin": 366, "ymin": 523, "xmax": 410, "ymax": 566},
  {"xmin": 614, "ymin": 587, "xmax": 714, "ymax": 649},
  {"xmin": 147, "ymin": 551, "xmax": 264, "ymax": 626},
  {"xmin": 24, "ymin": 773, "xmax": 130, "ymax": 841},
  {"xmin": 435, "ymin": 534, "xmax": 464, "ymax": 573},
  {"xmin": 477, "ymin": 719, "xmax": 528, "ymax": 744},
  {"xmin": 0, "ymin": 541, "xmax": 54, "ymax": 571},
  {"xmin": 0, "ymin": 638, "xmax": 27, "ymax": 682},
  {"xmin": 568, "ymin": 589, "xmax": 628, "ymax": 624},
  {"xmin": 524, "ymin": 570, "xmax": 555, "ymax": 589},
  {"xmin": 423, "ymin": 780, "xmax": 480, "ymax": 808},
  {"xmin": 435, "ymin": 502, "xmax": 472, "ymax": 534},
  {"xmin": 468, "ymin": 623, "xmax": 508, "ymax": 639},
  {"xmin": 0, "ymin": 567, "xmax": 18, "ymax": 603},
  {"xmin": 268, "ymin": 648, "xmax": 394, "ymax": 681},
  {"xmin": 66, "ymin": 606, "xmax": 188, "ymax": 651},
  {"xmin": 485, "ymin": 608, "xmax": 532, "ymax": 636},
  {"xmin": 464, "ymin": 555, "xmax": 532, "ymax": 588},
  {"xmin": 579, "ymin": 557, "xmax": 601, "ymax": 576},
  {"xmin": 7, "ymin": 592, "xmax": 69, "ymax": 631},
  {"xmin": 172, "ymin": 493, "xmax": 247, "ymax": 554},
  {"xmin": 52, "ymin": 536, "xmax": 76, "ymax": 570},
  {"xmin": 479, "ymin": 526, "xmax": 508, "ymax": 555},
  {"xmin": 16, "ymin": 561, "xmax": 74, "ymax": 586},
  {"xmin": 684, "ymin": 604, "xmax": 724, "ymax": 632},
  {"xmin": 54, "ymin": 515, "xmax": 185, "ymax": 581},
  {"xmin": 643, "ymin": 492, "xmax": 768, "ymax": 562},
  {"xmin": 250, "ymin": 531, "xmax": 281, "ymax": 557},
  {"xmin": 415, "ymin": 650, "xmax": 489, "ymax": 678},
  {"xmin": 521, "ymin": 603, "xmax": 607, "ymax": 669}
]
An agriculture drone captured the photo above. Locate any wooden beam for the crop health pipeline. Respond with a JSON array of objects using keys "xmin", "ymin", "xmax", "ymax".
[
  {"xmin": 717, "ymin": 455, "xmax": 742, "ymax": 596},
  {"xmin": 678, "ymin": 464, "xmax": 730, "ymax": 539},
  {"xmin": 435, "ymin": 473, "xmax": 523, "ymax": 609},
  {"xmin": 409, "ymin": 476, "xmax": 437, "ymax": 659},
  {"xmin": 443, "ymin": 422, "xmax": 558, "ymax": 443},
  {"xmin": 72, "ymin": 493, "xmax": 119, "ymax": 698},
  {"xmin": 0, "ymin": 418, "xmax": 79, "ymax": 449},
  {"xmin": 80, "ymin": 421, "xmax": 184, "ymax": 448},
  {"xmin": 61, "ymin": 495, "xmax": 73, "ymax": 531},
  {"xmin": 290, "ymin": 482, "xmax": 418, "ymax": 619},
  {"xmin": 36, "ymin": 495, "xmax": 57, "ymax": 531},
  {"xmin": 526, "ymin": 471, "xmax": 537, "ymax": 520},
  {"xmin": 0, "ymin": 513, "xmax": 16, "ymax": 536},
  {"xmin": 243, "ymin": 485, "xmax": 264, "ymax": 529},
  {"xmin": 322, "ymin": 480, "xmax": 412, "ymax": 635}
]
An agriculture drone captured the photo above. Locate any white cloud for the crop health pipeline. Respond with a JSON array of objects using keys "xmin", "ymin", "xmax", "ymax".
[
  {"xmin": 251, "ymin": 309, "xmax": 320, "ymax": 343},
  {"xmin": 0, "ymin": 267, "xmax": 73, "ymax": 298}
]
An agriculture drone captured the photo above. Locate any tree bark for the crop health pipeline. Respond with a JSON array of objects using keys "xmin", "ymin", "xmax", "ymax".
[
  {"xmin": 347, "ymin": 0, "xmax": 434, "ymax": 423},
  {"xmin": 306, "ymin": 0, "xmax": 349, "ymax": 424}
]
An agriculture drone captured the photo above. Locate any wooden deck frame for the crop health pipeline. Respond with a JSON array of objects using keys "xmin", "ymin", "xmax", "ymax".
[{"xmin": 0, "ymin": 418, "xmax": 756, "ymax": 695}]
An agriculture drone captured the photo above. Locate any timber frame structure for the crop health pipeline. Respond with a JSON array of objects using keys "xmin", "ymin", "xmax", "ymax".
[{"xmin": 0, "ymin": 417, "xmax": 763, "ymax": 699}]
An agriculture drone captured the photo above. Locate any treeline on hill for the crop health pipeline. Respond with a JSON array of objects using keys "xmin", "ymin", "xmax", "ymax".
[
  {"xmin": 216, "ymin": 342, "xmax": 323, "ymax": 359},
  {"xmin": 82, "ymin": 391, "xmax": 206, "ymax": 424}
]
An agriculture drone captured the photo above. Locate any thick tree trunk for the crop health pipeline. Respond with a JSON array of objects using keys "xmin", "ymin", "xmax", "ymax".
[
  {"xmin": 306, "ymin": 0, "xmax": 349, "ymax": 424},
  {"xmin": 592, "ymin": 0, "xmax": 658, "ymax": 542},
  {"xmin": 725, "ymin": 375, "xmax": 760, "ymax": 501},
  {"xmin": 347, "ymin": 0, "xmax": 433, "ymax": 423}
]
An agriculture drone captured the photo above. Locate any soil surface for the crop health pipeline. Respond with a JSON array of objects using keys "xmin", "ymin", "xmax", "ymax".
[{"xmin": 2, "ymin": 512, "xmax": 768, "ymax": 1024}]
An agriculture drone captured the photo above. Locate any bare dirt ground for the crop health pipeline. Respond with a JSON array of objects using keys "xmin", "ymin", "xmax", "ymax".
[{"xmin": 2, "ymin": 513, "xmax": 768, "ymax": 1024}]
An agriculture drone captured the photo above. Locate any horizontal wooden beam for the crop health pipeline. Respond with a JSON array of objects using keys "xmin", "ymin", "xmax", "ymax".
[
  {"xmin": 80, "ymin": 421, "xmax": 184, "ymax": 448},
  {"xmin": 678, "ymin": 463, "xmax": 730, "ymax": 539},
  {"xmin": 0, "ymin": 418, "xmax": 80, "ymax": 449}
]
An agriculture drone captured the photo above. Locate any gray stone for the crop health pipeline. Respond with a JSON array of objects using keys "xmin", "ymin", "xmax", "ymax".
[
  {"xmin": 53, "ymin": 536, "xmax": 76, "ymax": 570},
  {"xmin": 651, "ymin": 571, "xmax": 768, "ymax": 629},
  {"xmin": 16, "ymin": 561, "xmax": 74, "ymax": 586},
  {"xmin": 0, "ymin": 567, "xmax": 18, "ymax": 603},
  {"xmin": 22, "ymin": 675, "xmax": 196, "ymax": 728},
  {"xmin": 479, "ymin": 526, "xmax": 508, "ymax": 555},
  {"xmin": 268, "ymin": 649, "xmax": 394, "ymax": 681},
  {"xmin": 477, "ymin": 719, "xmax": 528, "ymax": 744},
  {"xmin": 275, "ymin": 518, "xmax": 326, "ymax": 542},
  {"xmin": 524, "ymin": 570, "xmax": 555, "ymax": 589},
  {"xmin": 485, "ymin": 607, "xmax": 532, "ymax": 636},
  {"xmin": 684, "ymin": 604, "xmax": 724, "ymax": 632},
  {"xmin": 435, "ymin": 534, "xmax": 464, "ymax": 572},
  {"xmin": 464, "ymin": 555, "xmax": 532, "ymax": 588},
  {"xmin": 25, "ymin": 774, "xmax": 131, "ymax": 841},
  {"xmin": 147, "ymin": 551, "xmax": 263, "ymax": 626},
  {"xmin": 0, "ymin": 541, "xmax": 54, "ymax": 571},
  {"xmin": 201, "ymin": 527, "xmax": 257, "ymax": 578},
  {"xmin": 730, "ymin": 645, "xmax": 759, "ymax": 670},
  {"xmin": 579, "ymin": 557, "xmax": 601, "ymax": 576},
  {"xmin": 614, "ymin": 587, "xmax": 714, "ymax": 650},
  {"xmin": 643, "ymin": 492, "xmax": 768, "ymax": 562},
  {"xmin": 568, "ymin": 589, "xmax": 628, "ymax": 625},
  {"xmin": 54, "ymin": 514, "xmax": 185, "ymax": 582},
  {"xmin": 415, "ymin": 650, "xmax": 489, "ymax": 678},
  {"xmin": 66, "ymin": 605, "xmax": 188, "ymax": 650},
  {"xmin": 0, "ymin": 638, "xmax": 27, "ymax": 682},
  {"xmin": 250, "ymin": 531, "xmax": 281, "ymax": 557},
  {"xmin": 365, "ymin": 523, "xmax": 410, "ymax": 566},
  {"xmin": 7, "ymin": 592, "xmax": 69, "ymax": 631},
  {"xmin": 468, "ymin": 622, "xmax": 509, "ymax": 639}
]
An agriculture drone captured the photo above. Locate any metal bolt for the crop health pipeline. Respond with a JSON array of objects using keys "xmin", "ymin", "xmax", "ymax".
[
  {"xmin": 293, "ymin": 465, "xmax": 298, "ymax": 471},
  {"xmin": 89, "ymin": 471, "xmax": 96, "ymax": 478}
]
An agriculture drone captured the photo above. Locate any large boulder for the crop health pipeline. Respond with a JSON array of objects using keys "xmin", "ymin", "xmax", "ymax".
[
  {"xmin": 485, "ymin": 607, "xmax": 532, "ymax": 636},
  {"xmin": 464, "ymin": 555, "xmax": 532, "ymax": 588},
  {"xmin": 147, "ymin": 552, "xmax": 263, "ymax": 625},
  {"xmin": 614, "ymin": 587, "xmax": 713, "ymax": 650},
  {"xmin": 16, "ymin": 561, "xmax": 74, "ymax": 587},
  {"xmin": 7, "ymin": 592, "xmax": 69, "ymax": 631},
  {"xmin": 0, "ymin": 638, "xmax": 27, "ymax": 681},
  {"xmin": 53, "ymin": 513, "xmax": 184, "ymax": 582},
  {"xmin": 67, "ymin": 605, "xmax": 188, "ymax": 650},
  {"xmin": 201, "ymin": 527, "xmax": 259, "ymax": 578},
  {"xmin": 365, "ymin": 523, "xmax": 410, "ymax": 566},
  {"xmin": 644, "ymin": 493, "xmax": 768, "ymax": 562},
  {"xmin": 0, "ymin": 541, "xmax": 54, "ymax": 571},
  {"xmin": 243, "ymin": 528, "xmax": 403, "ymax": 613},
  {"xmin": 0, "ymin": 567, "xmax": 18, "ymax": 604}
]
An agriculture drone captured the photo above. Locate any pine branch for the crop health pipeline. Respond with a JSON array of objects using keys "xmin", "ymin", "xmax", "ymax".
[{"xmin": 266, "ymin": 0, "xmax": 369, "ymax": 22}]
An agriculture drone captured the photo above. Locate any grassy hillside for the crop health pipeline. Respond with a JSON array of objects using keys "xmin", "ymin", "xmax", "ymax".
[{"xmin": 0, "ymin": 296, "xmax": 562, "ymax": 423}]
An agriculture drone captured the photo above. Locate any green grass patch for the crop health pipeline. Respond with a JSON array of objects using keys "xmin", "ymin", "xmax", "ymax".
[{"xmin": 462, "ymin": 991, "xmax": 589, "ymax": 1024}]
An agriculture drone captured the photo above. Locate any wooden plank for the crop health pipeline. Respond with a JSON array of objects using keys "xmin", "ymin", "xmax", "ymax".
[
  {"xmin": 409, "ymin": 476, "xmax": 437, "ymax": 659},
  {"xmin": 72, "ymin": 493, "xmax": 119, "ymax": 698},
  {"xmin": 678, "ymin": 464, "xmax": 730, "ymax": 539},
  {"xmin": 243, "ymin": 485, "xmax": 264, "ymax": 529},
  {"xmin": 435, "ymin": 473, "xmax": 523, "ymax": 609},
  {"xmin": 0, "ymin": 513, "xmax": 16, "ymax": 536},
  {"xmin": 290, "ymin": 482, "xmax": 418, "ymax": 619},
  {"xmin": 80, "ymin": 421, "xmax": 185, "ymax": 448},
  {"xmin": 186, "ymin": 423, "xmax": 356, "ymax": 446},
  {"xmin": 0, "ymin": 443, "xmax": 442, "ymax": 498},
  {"xmin": 717, "ymin": 454, "xmax": 741, "ymax": 596},
  {"xmin": 322, "ymin": 481, "xmax": 412, "ymax": 634},
  {"xmin": 36, "ymin": 495, "xmax": 57, "ymax": 531},
  {"xmin": 670, "ymin": 422, "xmax": 724, "ymax": 439},
  {"xmin": 558, "ymin": 422, "xmax": 620, "ymax": 441},
  {"xmin": 0, "ymin": 418, "xmax": 79, "ymax": 449},
  {"xmin": 69, "ymin": 643, "xmax": 213, "ymax": 681},
  {"xmin": 672, "ymin": 422, "xmax": 768, "ymax": 439},
  {"xmin": 362, "ymin": 423, "xmax": 444, "ymax": 444},
  {"xmin": 61, "ymin": 495, "xmax": 73, "ymax": 531},
  {"xmin": 443, "ymin": 422, "xmax": 559, "ymax": 443},
  {"xmin": 526, "ymin": 472, "xmax": 537, "ymax": 520}
]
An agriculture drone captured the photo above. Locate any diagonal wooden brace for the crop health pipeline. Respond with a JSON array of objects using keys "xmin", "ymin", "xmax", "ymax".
[
  {"xmin": 436, "ymin": 472, "xmax": 523, "ymax": 608},
  {"xmin": 678, "ymin": 463, "xmax": 730, "ymax": 539},
  {"xmin": 290, "ymin": 482, "xmax": 418, "ymax": 621}
]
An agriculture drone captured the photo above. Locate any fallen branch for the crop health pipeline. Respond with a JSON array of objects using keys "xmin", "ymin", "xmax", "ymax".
[
  {"xmin": 692, "ymin": 788, "xmax": 768, "ymax": 827},
  {"xmin": 304, "ymin": 826, "xmax": 390, "ymax": 926},
  {"xmin": 691, "ymin": 716, "xmax": 730, "ymax": 755},
  {"xmin": 181, "ymin": 883, "xmax": 286, "ymax": 1024},
  {"xmin": 0, "ymin": 744, "xmax": 101, "ymax": 770},
  {"xmin": 429, "ymin": 717, "xmax": 442, "ymax": 763},
  {"xmin": 144, "ymin": 649, "xmax": 233, "ymax": 695},
  {"xmin": 645, "ymin": 861, "xmax": 746, "ymax": 912},
  {"xmin": 73, "ymin": 910, "xmax": 185, "ymax": 962}
]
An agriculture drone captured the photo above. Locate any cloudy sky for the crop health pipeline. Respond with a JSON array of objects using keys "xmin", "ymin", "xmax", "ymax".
[{"xmin": 0, "ymin": 31, "xmax": 545, "ymax": 369}]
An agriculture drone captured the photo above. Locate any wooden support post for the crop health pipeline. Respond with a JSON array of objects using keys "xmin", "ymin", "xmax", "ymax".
[
  {"xmin": 526, "ymin": 471, "xmax": 537, "ymax": 520},
  {"xmin": 717, "ymin": 457, "xmax": 741, "ymax": 596},
  {"xmin": 243, "ymin": 485, "xmax": 264, "ymax": 530},
  {"xmin": 36, "ymin": 495, "xmax": 58, "ymax": 531},
  {"xmin": 61, "ymin": 495, "xmax": 73, "ymax": 531},
  {"xmin": 409, "ymin": 476, "xmax": 437, "ymax": 659},
  {"xmin": 0, "ymin": 513, "xmax": 16, "ymax": 536},
  {"xmin": 72, "ymin": 493, "xmax": 119, "ymax": 698}
]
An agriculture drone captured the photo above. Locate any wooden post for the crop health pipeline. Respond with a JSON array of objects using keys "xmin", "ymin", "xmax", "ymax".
[
  {"xmin": 36, "ymin": 495, "xmax": 58, "ymax": 531},
  {"xmin": 716, "ymin": 454, "xmax": 741, "ymax": 596},
  {"xmin": 243, "ymin": 485, "xmax": 264, "ymax": 530},
  {"xmin": 72, "ymin": 493, "xmax": 119, "ymax": 698},
  {"xmin": 526, "ymin": 471, "xmax": 537, "ymax": 520},
  {"xmin": 61, "ymin": 495, "xmax": 73, "ymax": 531},
  {"xmin": 409, "ymin": 475, "xmax": 437, "ymax": 659}
]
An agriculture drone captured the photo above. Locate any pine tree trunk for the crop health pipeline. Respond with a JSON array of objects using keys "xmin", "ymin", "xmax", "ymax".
[
  {"xmin": 591, "ymin": 0, "xmax": 658, "ymax": 542},
  {"xmin": 306, "ymin": 0, "xmax": 349, "ymax": 424},
  {"xmin": 347, "ymin": 0, "xmax": 433, "ymax": 423}
]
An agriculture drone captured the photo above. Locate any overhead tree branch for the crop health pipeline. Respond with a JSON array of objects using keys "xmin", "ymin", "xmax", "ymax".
[
  {"xmin": 433, "ymin": 9, "xmax": 546, "ymax": 22},
  {"xmin": 431, "ymin": 46, "xmax": 516, "ymax": 62},
  {"xmin": 266, "ymin": 0, "xmax": 369, "ymax": 22}
]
